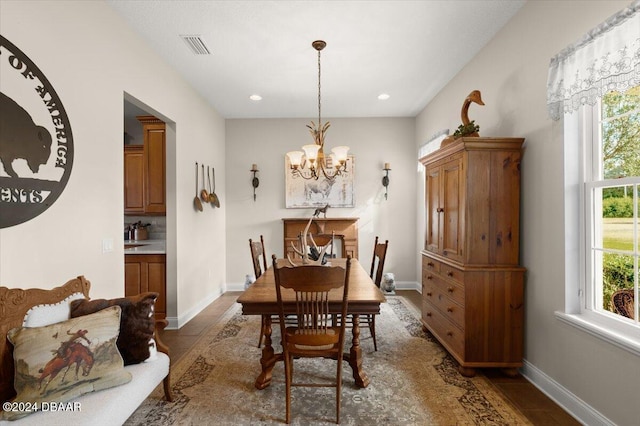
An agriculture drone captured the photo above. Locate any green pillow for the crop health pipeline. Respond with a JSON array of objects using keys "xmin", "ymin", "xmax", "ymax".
[{"xmin": 2, "ymin": 306, "xmax": 132, "ymax": 421}]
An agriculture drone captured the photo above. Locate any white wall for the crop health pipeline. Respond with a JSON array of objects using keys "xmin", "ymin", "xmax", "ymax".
[
  {"xmin": 415, "ymin": 1, "xmax": 639, "ymax": 425},
  {"xmin": 225, "ymin": 117, "xmax": 416, "ymax": 288},
  {"xmin": 0, "ymin": 1, "xmax": 227, "ymax": 328}
]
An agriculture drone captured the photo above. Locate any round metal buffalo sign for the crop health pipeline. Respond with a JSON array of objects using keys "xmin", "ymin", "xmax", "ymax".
[{"xmin": 0, "ymin": 36, "xmax": 74, "ymax": 228}]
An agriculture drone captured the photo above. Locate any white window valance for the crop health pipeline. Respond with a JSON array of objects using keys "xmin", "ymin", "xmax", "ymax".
[{"xmin": 547, "ymin": 0, "xmax": 640, "ymax": 121}]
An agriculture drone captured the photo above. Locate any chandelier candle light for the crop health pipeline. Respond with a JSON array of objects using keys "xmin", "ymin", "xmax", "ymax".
[{"xmin": 287, "ymin": 40, "xmax": 350, "ymax": 181}]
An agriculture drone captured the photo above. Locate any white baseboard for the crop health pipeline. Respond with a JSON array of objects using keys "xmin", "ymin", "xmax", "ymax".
[
  {"xmin": 226, "ymin": 282, "xmax": 246, "ymax": 292},
  {"xmin": 394, "ymin": 281, "xmax": 420, "ymax": 291},
  {"xmin": 520, "ymin": 359, "xmax": 613, "ymax": 426},
  {"xmin": 165, "ymin": 288, "xmax": 223, "ymax": 330}
]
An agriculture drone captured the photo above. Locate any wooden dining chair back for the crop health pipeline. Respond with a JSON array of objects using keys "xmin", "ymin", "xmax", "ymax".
[
  {"xmin": 612, "ymin": 289, "xmax": 635, "ymax": 319},
  {"xmin": 358, "ymin": 236, "xmax": 388, "ymax": 351},
  {"xmin": 272, "ymin": 255, "xmax": 352, "ymax": 424},
  {"xmin": 249, "ymin": 235, "xmax": 273, "ymax": 348},
  {"xmin": 249, "ymin": 235, "xmax": 268, "ymax": 279},
  {"xmin": 370, "ymin": 236, "xmax": 389, "ymax": 287}
]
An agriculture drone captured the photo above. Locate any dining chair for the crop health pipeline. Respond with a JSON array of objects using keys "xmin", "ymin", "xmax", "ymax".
[
  {"xmin": 249, "ymin": 235, "xmax": 271, "ymax": 348},
  {"xmin": 272, "ymin": 255, "xmax": 352, "ymax": 424},
  {"xmin": 357, "ymin": 236, "xmax": 388, "ymax": 351},
  {"xmin": 612, "ymin": 289, "xmax": 634, "ymax": 319}
]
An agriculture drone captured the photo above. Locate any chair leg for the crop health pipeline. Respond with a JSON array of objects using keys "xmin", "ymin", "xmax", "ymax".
[
  {"xmin": 285, "ymin": 353, "xmax": 292, "ymax": 424},
  {"xmin": 336, "ymin": 357, "xmax": 342, "ymax": 424},
  {"xmin": 370, "ymin": 314, "xmax": 377, "ymax": 352}
]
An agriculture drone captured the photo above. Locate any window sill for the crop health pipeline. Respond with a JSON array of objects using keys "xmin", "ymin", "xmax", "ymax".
[{"xmin": 555, "ymin": 311, "xmax": 640, "ymax": 357}]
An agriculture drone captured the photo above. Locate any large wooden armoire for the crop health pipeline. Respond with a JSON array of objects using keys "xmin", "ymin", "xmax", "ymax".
[{"xmin": 419, "ymin": 137, "xmax": 525, "ymax": 377}]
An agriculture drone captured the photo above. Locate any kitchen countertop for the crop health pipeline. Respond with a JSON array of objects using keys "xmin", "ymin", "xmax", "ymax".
[{"xmin": 124, "ymin": 239, "xmax": 166, "ymax": 255}]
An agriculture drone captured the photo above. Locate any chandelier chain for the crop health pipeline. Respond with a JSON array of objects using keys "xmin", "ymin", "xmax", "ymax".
[{"xmin": 317, "ymin": 48, "xmax": 322, "ymax": 128}]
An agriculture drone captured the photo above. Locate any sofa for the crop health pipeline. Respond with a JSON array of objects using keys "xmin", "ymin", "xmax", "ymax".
[{"xmin": 0, "ymin": 276, "xmax": 173, "ymax": 425}]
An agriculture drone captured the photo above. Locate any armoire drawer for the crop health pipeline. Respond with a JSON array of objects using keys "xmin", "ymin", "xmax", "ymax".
[
  {"xmin": 422, "ymin": 286, "xmax": 464, "ymax": 328},
  {"xmin": 422, "ymin": 300, "xmax": 465, "ymax": 358},
  {"xmin": 423, "ymin": 273, "xmax": 465, "ymax": 306},
  {"xmin": 439, "ymin": 263, "xmax": 464, "ymax": 285},
  {"xmin": 422, "ymin": 257, "xmax": 440, "ymax": 274}
]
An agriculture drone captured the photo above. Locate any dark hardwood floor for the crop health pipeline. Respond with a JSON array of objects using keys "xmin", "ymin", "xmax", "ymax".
[{"xmin": 159, "ymin": 290, "xmax": 580, "ymax": 426}]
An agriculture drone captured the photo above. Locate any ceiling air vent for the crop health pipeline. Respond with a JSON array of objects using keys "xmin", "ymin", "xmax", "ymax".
[{"xmin": 180, "ymin": 35, "xmax": 211, "ymax": 55}]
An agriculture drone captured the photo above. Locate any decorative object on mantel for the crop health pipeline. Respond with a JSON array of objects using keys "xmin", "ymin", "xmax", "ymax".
[
  {"xmin": 286, "ymin": 40, "xmax": 350, "ymax": 181},
  {"xmin": 313, "ymin": 203, "xmax": 329, "ymax": 218},
  {"xmin": 250, "ymin": 164, "xmax": 259, "ymax": 201},
  {"xmin": 441, "ymin": 90, "xmax": 485, "ymax": 147},
  {"xmin": 382, "ymin": 162, "xmax": 391, "ymax": 200},
  {"xmin": 286, "ymin": 208, "xmax": 333, "ymax": 266}
]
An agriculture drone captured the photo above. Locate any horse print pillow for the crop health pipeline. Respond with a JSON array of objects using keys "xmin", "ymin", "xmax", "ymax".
[
  {"xmin": 2, "ymin": 306, "xmax": 131, "ymax": 421},
  {"xmin": 70, "ymin": 292, "xmax": 159, "ymax": 365}
]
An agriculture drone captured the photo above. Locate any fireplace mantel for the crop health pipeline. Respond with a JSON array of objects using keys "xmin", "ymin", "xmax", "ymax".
[{"xmin": 282, "ymin": 217, "xmax": 359, "ymax": 260}]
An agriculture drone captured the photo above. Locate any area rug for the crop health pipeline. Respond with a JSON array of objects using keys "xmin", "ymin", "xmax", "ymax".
[{"xmin": 126, "ymin": 297, "xmax": 530, "ymax": 425}]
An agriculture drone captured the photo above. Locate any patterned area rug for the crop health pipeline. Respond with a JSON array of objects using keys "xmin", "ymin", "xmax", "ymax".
[{"xmin": 126, "ymin": 297, "xmax": 530, "ymax": 425}]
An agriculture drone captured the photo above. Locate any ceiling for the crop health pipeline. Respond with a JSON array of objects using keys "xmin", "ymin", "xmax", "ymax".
[{"xmin": 109, "ymin": 0, "xmax": 526, "ymax": 119}]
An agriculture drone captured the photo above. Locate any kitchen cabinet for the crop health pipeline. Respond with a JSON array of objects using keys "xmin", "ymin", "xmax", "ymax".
[
  {"xmin": 124, "ymin": 116, "xmax": 166, "ymax": 215},
  {"xmin": 124, "ymin": 254, "xmax": 166, "ymax": 320},
  {"xmin": 420, "ymin": 137, "xmax": 526, "ymax": 377},
  {"xmin": 124, "ymin": 145, "xmax": 145, "ymax": 214}
]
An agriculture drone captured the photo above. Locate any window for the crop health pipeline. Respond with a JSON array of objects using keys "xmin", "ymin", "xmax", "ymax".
[
  {"xmin": 585, "ymin": 87, "xmax": 639, "ymax": 324},
  {"xmin": 547, "ymin": 3, "xmax": 640, "ymax": 354}
]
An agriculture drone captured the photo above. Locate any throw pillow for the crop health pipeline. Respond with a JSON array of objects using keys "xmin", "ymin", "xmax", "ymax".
[
  {"xmin": 2, "ymin": 306, "xmax": 132, "ymax": 421},
  {"xmin": 22, "ymin": 292, "xmax": 87, "ymax": 328},
  {"xmin": 70, "ymin": 292, "xmax": 158, "ymax": 365}
]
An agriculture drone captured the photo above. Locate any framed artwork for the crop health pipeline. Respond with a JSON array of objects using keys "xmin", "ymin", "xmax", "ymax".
[{"xmin": 285, "ymin": 155, "xmax": 355, "ymax": 208}]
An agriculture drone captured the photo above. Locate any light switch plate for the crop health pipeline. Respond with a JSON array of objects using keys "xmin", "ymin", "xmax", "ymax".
[{"xmin": 102, "ymin": 238, "xmax": 114, "ymax": 253}]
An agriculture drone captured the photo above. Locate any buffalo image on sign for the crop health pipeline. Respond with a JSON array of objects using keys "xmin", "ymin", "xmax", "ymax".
[{"xmin": 0, "ymin": 36, "xmax": 74, "ymax": 228}]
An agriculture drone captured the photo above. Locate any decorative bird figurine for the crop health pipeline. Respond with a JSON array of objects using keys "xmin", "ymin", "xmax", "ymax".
[
  {"xmin": 441, "ymin": 90, "xmax": 485, "ymax": 147},
  {"xmin": 461, "ymin": 90, "xmax": 484, "ymax": 128}
]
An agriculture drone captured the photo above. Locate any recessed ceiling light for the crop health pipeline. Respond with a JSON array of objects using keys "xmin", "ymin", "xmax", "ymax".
[
  {"xmin": 249, "ymin": 94, "xmax": 262, "ymax": 101},
  {"xmin": 378, "ymin": 93, "xmax": 390, "ymax": 100}
]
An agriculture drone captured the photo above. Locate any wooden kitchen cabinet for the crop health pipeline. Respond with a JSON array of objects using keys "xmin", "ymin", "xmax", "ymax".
[
  {"xmin": 124, "ymin": 116, "xmax": 166, "ymax": 215},
  {"xmin": 124, "ymin": 145, "xmax": 145, "ymax": 214},
  {"xmin": 420, "ymin": 137, "xmax": 526, "ymax": 377},
  {"xmin": 124, "ymin": 254, "xmax": 166, "ymax": 320}
]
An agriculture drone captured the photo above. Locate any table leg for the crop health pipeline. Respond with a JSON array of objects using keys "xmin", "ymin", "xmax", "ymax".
[
  {"xmin": 346, "ymin": 314, "xmax": 370, "ymax": 388},
  {"xmin": 255, "ymin": 315, "xmax": 282, "ymax": 389}
]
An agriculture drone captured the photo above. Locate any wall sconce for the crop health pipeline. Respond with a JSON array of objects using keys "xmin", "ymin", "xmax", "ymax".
[
  {"xmin": 382, "ymin": 162, "xmax": 391, "ymax": 200},
  {"xmin": 251, "ymin": 164, "xmax": 259, "ymax": 201}
]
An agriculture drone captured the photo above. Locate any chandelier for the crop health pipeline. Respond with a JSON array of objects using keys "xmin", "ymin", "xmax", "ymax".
[{"xmin": 286, "ymin": 40, "xmax": 349, "ymax": 181}]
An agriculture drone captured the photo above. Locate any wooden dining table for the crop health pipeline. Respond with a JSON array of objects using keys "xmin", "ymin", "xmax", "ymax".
[{"xmin": 237, "ymin": 258, "xmax": 386, "ymax": 390}]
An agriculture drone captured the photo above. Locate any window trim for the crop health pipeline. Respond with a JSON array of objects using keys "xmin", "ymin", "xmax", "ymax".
[{"xmin": 558, "ymin": 101, "xmax": 640, "ymax": 357}]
